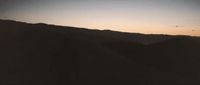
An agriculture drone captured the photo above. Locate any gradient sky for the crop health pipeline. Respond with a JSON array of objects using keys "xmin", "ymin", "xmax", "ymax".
[{"xmin": 0, "ymin": 0, "xmax": 200, "ymax": 36}]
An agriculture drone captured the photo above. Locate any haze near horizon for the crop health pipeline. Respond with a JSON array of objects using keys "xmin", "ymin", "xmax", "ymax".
[{"xmin": 0, "ymin": 0, "xmax": 200, "ymax": 36}]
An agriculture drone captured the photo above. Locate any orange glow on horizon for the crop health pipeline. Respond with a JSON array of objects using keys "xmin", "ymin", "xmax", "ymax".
[{"xmin": 1, "ymin": 0, "xmax": 199, "ymax": 36}]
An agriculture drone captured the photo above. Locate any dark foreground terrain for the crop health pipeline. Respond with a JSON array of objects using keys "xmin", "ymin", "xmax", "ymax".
[{"xmin": 0, "ymin": 20, "xmax": 200, "ymax": 85}]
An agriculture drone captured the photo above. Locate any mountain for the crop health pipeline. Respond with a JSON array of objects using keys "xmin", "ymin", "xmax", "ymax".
[{"xmin": 0, "ymin": 19, "xmax": 200, "ymax": 85}]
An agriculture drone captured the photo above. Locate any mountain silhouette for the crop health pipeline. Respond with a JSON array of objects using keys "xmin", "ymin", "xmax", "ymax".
[{"xmin": 0, "ymin": 19, "xmax": 200, "ymax": 85}]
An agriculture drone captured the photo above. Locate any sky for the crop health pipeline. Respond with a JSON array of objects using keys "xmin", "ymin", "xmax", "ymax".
[{"xmin": 0, "ymin": 0, "xmax": 200, "ymax": 36}]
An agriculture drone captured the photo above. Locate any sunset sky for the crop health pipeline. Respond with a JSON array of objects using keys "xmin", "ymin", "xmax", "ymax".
[{"xmin": 0, "ymin": 0, "xmax": 200, "ymax": 36}]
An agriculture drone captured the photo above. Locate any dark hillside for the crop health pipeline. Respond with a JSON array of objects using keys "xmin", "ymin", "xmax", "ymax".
[{"xmin": 0, "ymin": 20, "xmax": 200, "ymax": 85}]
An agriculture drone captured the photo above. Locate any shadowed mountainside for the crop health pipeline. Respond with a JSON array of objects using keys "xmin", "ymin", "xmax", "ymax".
[{"xmin": 0, "ymin": 19, "xmax": 200, "ymax": 85}]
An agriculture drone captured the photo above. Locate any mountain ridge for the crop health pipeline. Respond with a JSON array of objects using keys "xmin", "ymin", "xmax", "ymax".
[{"xmin": 1, "ymin": 19, "xmax": 199, "ymax": 44}]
